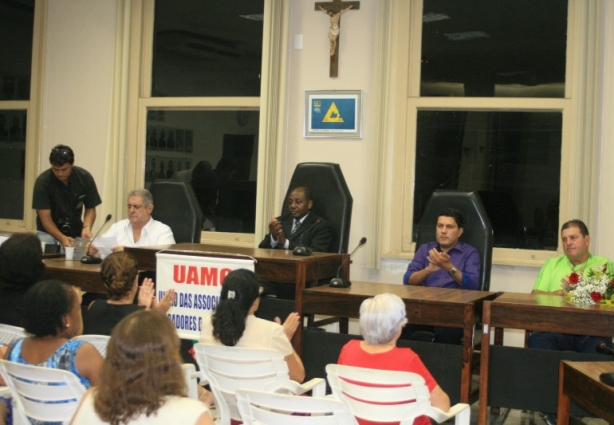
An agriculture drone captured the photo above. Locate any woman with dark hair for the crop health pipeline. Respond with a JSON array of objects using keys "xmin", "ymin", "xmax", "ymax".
[
  {"xmin": 199, "ymin": 269, "xmax": 305, "ymax": 382},
  {"xmin": 0, "ymin": 232, "xmax": 46, "ymax": 326},
  {"xmin": 83, "ymin": 252, "xmax": 175, "ymax": 335},
  {"xmin": 1, "ymin": 280, "xmax": 102, "ymax": 389},
  {"xmin": 71, "ymin": 310, "xmax": 213, "ymax": 425}
]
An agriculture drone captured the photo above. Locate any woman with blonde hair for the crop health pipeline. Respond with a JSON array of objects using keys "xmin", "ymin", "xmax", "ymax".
[
  {"xmin": 71, "ymin": 310, "xmax": 213, "ymax": 425},
  {"xmin": 83, "ymin": 251, "xmax": 174, "ymax": 335}
]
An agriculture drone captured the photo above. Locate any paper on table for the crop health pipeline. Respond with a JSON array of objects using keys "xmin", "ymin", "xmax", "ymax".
[{"xmin": 94, "ymin": 236, "xmax": 118, "ymax": 259}]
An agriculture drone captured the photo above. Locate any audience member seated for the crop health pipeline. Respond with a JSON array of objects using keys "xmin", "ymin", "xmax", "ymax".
[
  {"xmin": 83, "ymin": 252, "xmax": 175, "ymax": 335},
  {"xmin": 71, "ymin": 310, "xmax": 214, "ymax": 425},
  {"xmin": 402, "ymin": 208, "xmax": 480, "ymax": 344},
  {"xmin": 0, "ymin": 280, "xmax": 103, "ymax": 390},
  {"xmin": 91, "ymin": 188, "xmax": 175, "ymax": 256},
  {"xmin": 258, "ymin": 186, "xmax": 333, "ymax": 298},
  {"xmin": 199, "ymin": 269, "xmax": 305, "ymax": 383},
  {"xmin": 337, "ymin": 293, "xmax": 450, "ymax": 425},
  {"xmin": 0, "ymin": 233, "xmax": 45, "ymax": 327}
]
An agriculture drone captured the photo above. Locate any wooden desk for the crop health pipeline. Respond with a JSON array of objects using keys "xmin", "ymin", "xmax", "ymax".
[
  {"xmin": 42, "ymin": 257, "xmax": 106, "ymax": 294},
  {"xmin": 479, "ymin": 292, "xmax": 614, "ymax": 424},
  {"xmin": 557, "ymin": 361, "xmax": 614, "ymax": 424},
  {"xmin": 302, "ymin": 281, "xmax": 496, "ymax": 403}
]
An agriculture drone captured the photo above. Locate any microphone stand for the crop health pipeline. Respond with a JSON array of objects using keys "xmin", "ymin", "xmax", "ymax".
[
  {"xmin": 81, "ymin": 214, "xmax": 113, "ymax": 264},
  {"xmin": 329, "ymin": 237, "xmax": 367, "ymax": 288}
]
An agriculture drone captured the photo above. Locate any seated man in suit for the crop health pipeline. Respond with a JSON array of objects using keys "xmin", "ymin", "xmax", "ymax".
[
  {"xmin": 259, "ymin": 186, "xmax": 332, "ymax": 253},
  {"xmin": 259, "ymin": 186, "xmax": 332, "ymax": 299},
  {"xmin": 401, "ymin": 208, "xmax": 480, "ymax": 344}
]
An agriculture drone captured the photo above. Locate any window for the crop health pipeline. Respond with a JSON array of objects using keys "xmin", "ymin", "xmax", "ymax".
[
  {"xmin": 125, "ymin": 0, "xmax": 286, "ymax": 245},
  {"xmin": 0, "ymin": 0, "xmax": 34, "ymax": 222},
  {"xmin": 378, "ymin": 0, "xmax": 598, "ymax": 266}
]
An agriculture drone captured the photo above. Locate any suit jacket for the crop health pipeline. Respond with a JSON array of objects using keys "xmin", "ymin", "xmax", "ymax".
[{"xmin": 258, "ymin": 211, "xmax": 333, "ymax": 252}]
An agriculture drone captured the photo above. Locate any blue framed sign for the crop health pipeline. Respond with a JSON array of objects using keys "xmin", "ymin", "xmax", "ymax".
[{"xmin": 304, "ymin": 90, "xmax": 362, "ymax": 138}]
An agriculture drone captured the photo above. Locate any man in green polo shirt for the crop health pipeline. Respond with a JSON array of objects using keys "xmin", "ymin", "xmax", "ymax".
[{"xmin": 529, "ymin": 219, "xmax": 613, "ymax": 352}]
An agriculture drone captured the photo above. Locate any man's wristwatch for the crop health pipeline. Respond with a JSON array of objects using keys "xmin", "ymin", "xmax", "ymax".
[{"xmin": 448, "ymin": 267, "xmax": 457, "ymax": 276}]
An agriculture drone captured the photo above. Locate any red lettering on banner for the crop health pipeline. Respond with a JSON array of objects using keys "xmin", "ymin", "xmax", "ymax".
[{"xmin": 172, "ymin": 265, "xmax": 234, "ymax": 285}]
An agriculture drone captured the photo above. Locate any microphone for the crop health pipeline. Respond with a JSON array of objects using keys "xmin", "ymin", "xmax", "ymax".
[
  {"xmin": 81, "ymin": 214, "xmax": 112, "ymax": 264},
  {"xmin": 329, "ymin": 237, "xmax": 367, "ymax": 288},
  {"xmin": 597, "ymin": 342, "xmax": 614, "ymax": 356},
  {"xmin": 292, "ymin": 218, "xmax": 322, "ymax": 256}
]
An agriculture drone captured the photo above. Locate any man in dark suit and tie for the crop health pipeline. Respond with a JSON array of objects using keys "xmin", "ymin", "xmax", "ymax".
[
  {"xmin": 259, "ymin": 186, "xmax": 332, "ymax": 253},
  {"xmin": 258, "ymin": 186, "xmax": 332, "ymax": 299}
]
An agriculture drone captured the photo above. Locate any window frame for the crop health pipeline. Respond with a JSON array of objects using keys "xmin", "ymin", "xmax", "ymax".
[
  {"xmin": 372, "ymin": 0, "xmax": 601, "ymax": 267},
  {"xmin": 119, "ymin": 0, "xmax": 288, "ymax": 247},
  {"xmin": 0, "ymin": 0, "xmax": 45, "ymax": 231}
]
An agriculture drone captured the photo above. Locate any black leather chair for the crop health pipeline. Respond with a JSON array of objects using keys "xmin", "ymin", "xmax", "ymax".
[
  {"xmin": 281, "ymin": 162, "xmax": 353, "ymax": 254},
  {"xmin": 256, "ymin": 163, "xmax": 353, "ymax": 325},
  {"xmin": 148, "ymin": 180, "xmax": 203, "ymax": 243},
  {"xmin": 415, "ymin": 190, "xmax": 493, "ymax": 291}
]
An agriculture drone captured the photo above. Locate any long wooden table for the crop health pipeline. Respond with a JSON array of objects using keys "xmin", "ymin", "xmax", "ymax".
[
  {"xmin": 302, "ymin": 281, "xmax": 496, "ymax": 403},
  {"xmin": 42, "ymin": 257, "xmax": 106, "ymax": 294},
  {"xmin": 479, "ymin": 292, "xmax": 614, "ymax": 424},
  {"xmin": 557, "ymin": 361, "xmax": 614, "ymax": 424}
]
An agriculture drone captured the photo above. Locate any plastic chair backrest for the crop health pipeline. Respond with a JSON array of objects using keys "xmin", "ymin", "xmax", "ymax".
[
  {"xmin": 194, "ymin": 343, "xmax": 295, "ymax": 425},
  {"xmin": 0, "ymin": 359, "xmax": 87, "ymax": 424},
  {"xmin": 72, "ymin": 334, "xmax": 110, "ymax": 357},
  {"xmin": 0, "ymin": 324, "xmax": 26, "ymax": 345},
  {"xmin": 326, "ymin": 364, "xmax": 470, "ymax": 425},
  {"xmin": 236, "ymin": 388, "xmax": 357, "ymax": 425}
]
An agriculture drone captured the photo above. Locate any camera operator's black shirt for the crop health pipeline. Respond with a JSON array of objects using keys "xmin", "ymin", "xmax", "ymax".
[{"xmin": 32, "ymin": 166, "xmax": 102, "ymax": 237}]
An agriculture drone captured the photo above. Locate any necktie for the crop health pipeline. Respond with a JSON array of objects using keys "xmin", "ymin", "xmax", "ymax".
[{"xmin": 291, "ymin": 219, "xmax": 300, "ymax": 234}]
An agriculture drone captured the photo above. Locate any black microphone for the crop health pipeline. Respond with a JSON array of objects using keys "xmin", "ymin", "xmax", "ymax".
[
  {"xmin": 597, "ymin": 342, "xmax": 614, "ymax": 356},
  {"xmin": 292, "ymin": 218, "xmax": 322, "ymax": 256},
  {"xmin": 329, "ymin": 237, "xmax": 367, "ymax": 288},
  {"xmin": 81, "ymin": 214, "xmax": 112, "ymax": 264}
]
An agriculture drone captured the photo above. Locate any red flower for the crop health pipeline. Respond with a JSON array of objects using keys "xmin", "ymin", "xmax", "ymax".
[
  {"xmin": 590, "ymin": 292, "xmax": 603, "ymax": 303},
  {"xmin": 610, "ymin": 279, "xmax": 614, "ymax": 288},
  {"xmin": 568, "ymin": 273, "xmax": 580, "ymax": 284}
]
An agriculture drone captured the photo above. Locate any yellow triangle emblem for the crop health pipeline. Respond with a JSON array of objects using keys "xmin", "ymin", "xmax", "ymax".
[{"xmin": 322, "ymin": 102, "xmax": 344, "ymax": 123}]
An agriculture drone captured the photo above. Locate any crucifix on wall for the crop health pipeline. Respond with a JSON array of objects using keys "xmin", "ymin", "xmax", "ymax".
[{"xmin": 315, "ymin": 0, "xmax": 360, "ymax": 78}]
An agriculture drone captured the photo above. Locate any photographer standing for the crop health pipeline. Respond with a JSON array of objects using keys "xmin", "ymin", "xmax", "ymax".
[{"xmin": 32, "ymin": 144, "xmax": 101, "ymax": 249}]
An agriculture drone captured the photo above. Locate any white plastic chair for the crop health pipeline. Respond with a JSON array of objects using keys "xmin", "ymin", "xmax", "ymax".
[
  {"xmin": 0, "ymin": 359, "xmax": 87, "ymax": 425},
  {"xmin": 236, "ymin": 388, "xmax": 357, "ymax": 425},
  {"xmin": 182, "ymin": 363, "xmax": 199, "ymax": 400},
  {"xmin": 193, "ymin": 343, "xmax": 326, "ymax": 425},
  {"xmin": 72, "ymin": 334, "xmax": 111, "ymax": 357},
  {"xmin": 0, "ymin": 324, "xmax": 27, "ymax": 345},
  {"xmin": 326, "ymin": 364, "xmax": 471, "ymax": 425}
]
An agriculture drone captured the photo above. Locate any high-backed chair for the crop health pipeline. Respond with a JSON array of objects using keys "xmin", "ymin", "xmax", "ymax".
[
  {"xmin": 326, "ymin": 364, "xmax": 471, "ymax": 425},
  {"xmin": 282, "ymin": 162, "xmax": 353, "ymax": 254},
  {"xmin": 415, "ymin": 190, "xmax": 493, "ymax": 291},
  {"xmin": 193, "ymin": 343, "xmax": 326, "ymax": 425},
  {"xmin": 149, "ymin": 180, "xmax": 203, "ymax": 243},
  {"xmin": 236, "ymin": 388, "xmax": 357, "ymax": 425},
  {"xmin": 0, "ymin": 359, "xmax": 87, "ymax": 424}
]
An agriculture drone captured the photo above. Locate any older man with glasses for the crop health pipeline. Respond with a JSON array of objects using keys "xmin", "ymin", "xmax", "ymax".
[{"xmin": 32, "ymin": 144, "xmax": 102, "ymax": 249}]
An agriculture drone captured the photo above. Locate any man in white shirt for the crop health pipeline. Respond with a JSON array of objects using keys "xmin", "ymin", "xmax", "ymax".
[{"xmin": 95, "ymin": 189, "xmax": 175, "ymax": 253}]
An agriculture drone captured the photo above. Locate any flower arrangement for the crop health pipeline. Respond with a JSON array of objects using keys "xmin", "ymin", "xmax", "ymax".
[{"xmin": 563, "ymin": 264, "xmax": 614, "ymax": 306}]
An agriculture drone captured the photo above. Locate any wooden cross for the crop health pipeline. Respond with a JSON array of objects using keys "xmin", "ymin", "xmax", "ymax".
[{"xmin": 315, "ymin": 0, "xmax": 360, "ymax": 77}]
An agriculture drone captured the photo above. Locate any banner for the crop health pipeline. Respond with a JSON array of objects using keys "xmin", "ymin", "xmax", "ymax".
[{"xmin": 156, "ymin": 252, "xmax": 255, "ymax": 339}]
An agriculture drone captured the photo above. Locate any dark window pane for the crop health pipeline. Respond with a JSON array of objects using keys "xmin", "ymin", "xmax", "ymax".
[
  {"xmin": 0, "ymin": 111, "xmax": 27, "ymax": 219},
  {"xmin": 421, "ymin": 0, "xmax": 567, "ymax": 98},
  {"xmin": 152, "ymin": 0, "xmax": 264, "ymax": 97},
  {"xmin": 413, "ymin": 111, "xmax": 561, "ymax": 250},
  {"xmin": 146, "ymin": 110, "xmax": 259, "ymax": 233},
  {"xmin": 0, "ymin": 0, "xmax": 33, "ymax": 100}
]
